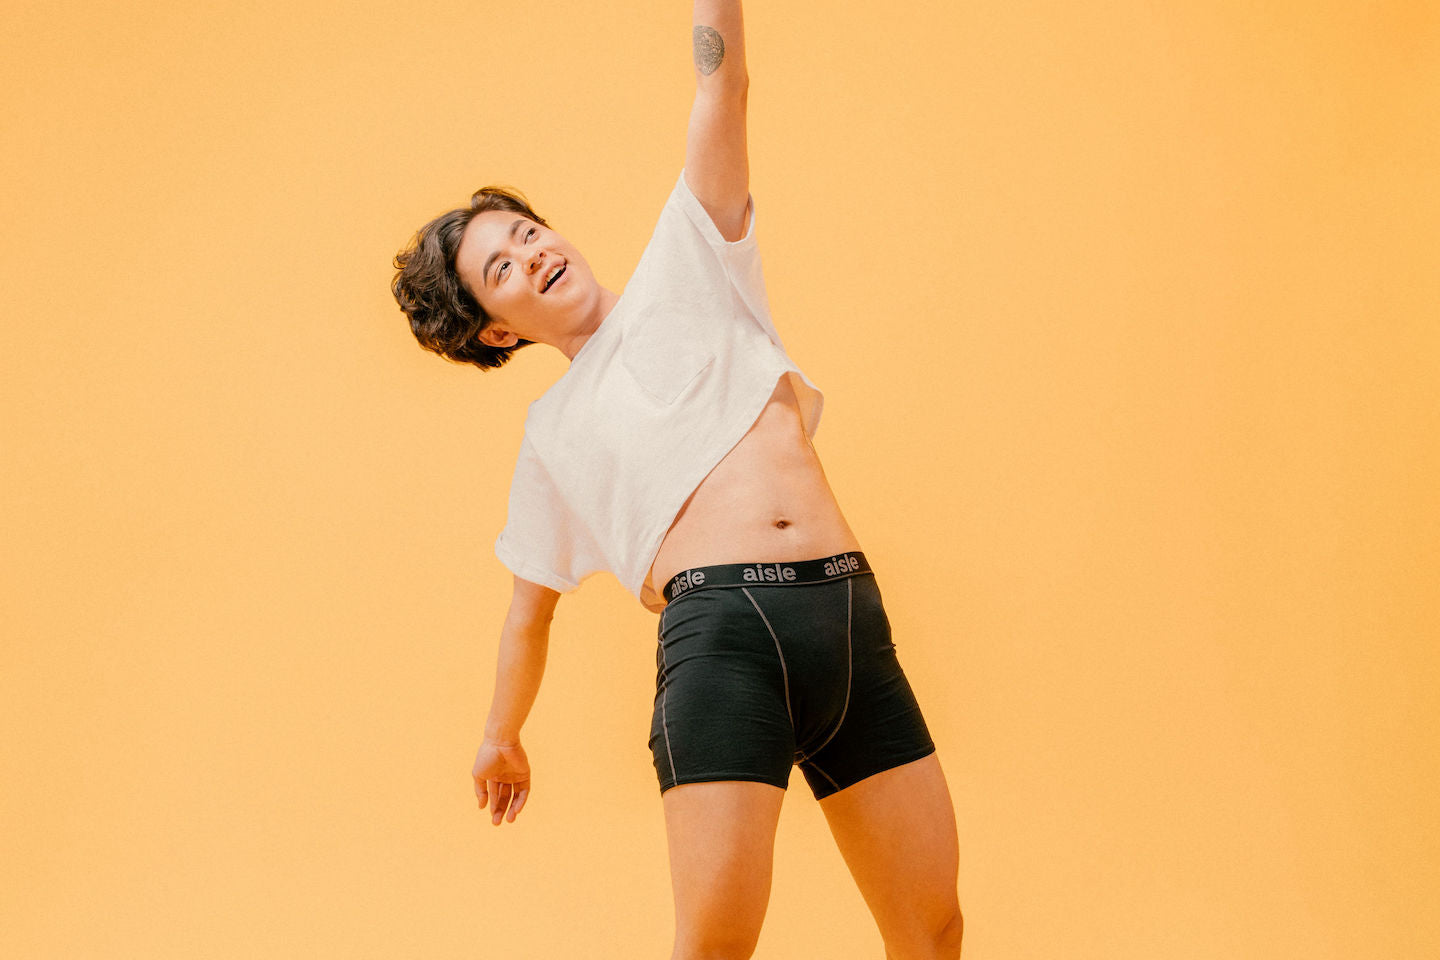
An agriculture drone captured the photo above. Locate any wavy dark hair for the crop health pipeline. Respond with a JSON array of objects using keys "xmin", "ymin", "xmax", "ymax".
[{"xmin": 392, "ymin": 186, "xmax": 547, "ymax": 371}]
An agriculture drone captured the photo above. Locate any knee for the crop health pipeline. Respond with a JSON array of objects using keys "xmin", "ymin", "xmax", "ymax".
[
  {"xmin": 885, "ymin": 904, "xmax": 964, "ymax": 960},
  {"xmin": 937, "ymin": 906, "xmax": 965, "ymax": 959},
  {"xmin": 671, "ymin": 929, "xmax": 760, "ymax": 960},
  {"xmin": 670, "ymin": 944, "xmax": 756, "ymax": 960}
]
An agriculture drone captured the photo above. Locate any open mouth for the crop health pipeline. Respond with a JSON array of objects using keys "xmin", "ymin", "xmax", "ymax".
[{"xmin": 542, "ymin": 262, "xmax": 566, "ymax": 293}]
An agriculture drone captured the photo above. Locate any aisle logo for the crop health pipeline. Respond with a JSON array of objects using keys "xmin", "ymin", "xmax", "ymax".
[
  {"xmin": 823, "ymin": 553, "xmax": 861, "ymax": 577},
  {"xmin": 669, "ymin": 569, "xmax": 707, "ymax": 596},
  {"xmin": 742, "ymin": 563, "xmax": 797, "ymax": 583}
]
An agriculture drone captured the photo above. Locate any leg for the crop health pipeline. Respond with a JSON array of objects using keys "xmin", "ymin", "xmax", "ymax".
[
  {"xmin": 818, "ymin": 753, "xmax": 964, "ymax": 960},
  {"xmin": 662, "ymin": 780, "xmax": 786, "ymax": 960}
]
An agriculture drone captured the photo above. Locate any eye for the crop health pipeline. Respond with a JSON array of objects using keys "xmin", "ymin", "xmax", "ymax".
[{"xmin": 525, "ymin": 227, "xmax": 536, "ymax": 241}]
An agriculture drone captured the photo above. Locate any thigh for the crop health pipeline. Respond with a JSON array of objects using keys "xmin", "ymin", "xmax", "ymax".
[
  {"xmin": 817, "ymin": 752, "xmax": 961, "ymax": 952},
  {"xmin": 650, "ymin": 588, "xmax": 796, "ymax": 793},
  {"xmin": 663, "ymin": 780, "xmax": 786, "ymax": 956},
  {"xmin": 796, "ymin": 573, "xmax": 937, "ymax": 800}
]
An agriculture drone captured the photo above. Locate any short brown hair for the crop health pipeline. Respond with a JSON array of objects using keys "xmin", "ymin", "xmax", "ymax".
[{"xmin": 392, "ymin": 186, "xmax": 548, "ymax": 371}]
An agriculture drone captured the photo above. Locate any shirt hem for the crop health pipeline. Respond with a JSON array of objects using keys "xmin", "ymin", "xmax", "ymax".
[{"xmin": 494, "ymin": 534, "xmax": 580, "ymax": 594}]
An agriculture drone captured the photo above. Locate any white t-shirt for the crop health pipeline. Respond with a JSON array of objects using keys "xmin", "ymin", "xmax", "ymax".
[{"xmin": 493, "ymin": 169, "xmax": 825, "ymax": 613}]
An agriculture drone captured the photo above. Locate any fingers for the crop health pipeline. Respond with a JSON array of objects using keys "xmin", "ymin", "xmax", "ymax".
[
  {"xmin": 508, "ymin": 785, "xmax": 529, "ymax": 822},
  {"xmin": 474, "ymin": 778, "xmax": 529, "ymax": 825},
  {"xmin": 489, "ymin": 780, "xmax": 506, "ymax": 824}
]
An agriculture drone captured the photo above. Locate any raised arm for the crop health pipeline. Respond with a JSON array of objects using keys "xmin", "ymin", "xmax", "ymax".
[{"xmin": 685, "ymin": 0, "xmax": 750, "ymax": 242}]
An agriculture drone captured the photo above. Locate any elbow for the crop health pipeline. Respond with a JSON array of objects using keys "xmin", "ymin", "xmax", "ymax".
[{"xmin": 697, "ymin": 70, "xmax": 748, "ymax": 104}]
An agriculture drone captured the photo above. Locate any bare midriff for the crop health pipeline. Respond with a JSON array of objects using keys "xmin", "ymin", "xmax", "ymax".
[{"xmin": 645, "ymin": 372, "xmax": 864, "ymax": 609}]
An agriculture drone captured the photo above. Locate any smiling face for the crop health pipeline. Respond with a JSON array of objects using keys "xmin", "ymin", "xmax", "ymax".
[{"xmin": 455, "ymin": 209, "xmax": 606, "ymax": 353}]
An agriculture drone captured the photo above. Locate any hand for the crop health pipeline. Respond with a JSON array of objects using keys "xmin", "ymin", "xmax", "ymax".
[{"xmin": 472, "ymin": 738, "xmax": 531, "ymax": 826}]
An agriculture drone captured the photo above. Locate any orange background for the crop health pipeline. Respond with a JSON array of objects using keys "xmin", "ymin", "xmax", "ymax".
[{"xmin": 2, "ymin": 1, "xmax": 1436, "ymax": 957}]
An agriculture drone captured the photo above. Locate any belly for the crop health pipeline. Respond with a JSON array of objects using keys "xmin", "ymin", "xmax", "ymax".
[{"xmin": 646, "ymin": 373, "xmax": 863, "ymax": 605}]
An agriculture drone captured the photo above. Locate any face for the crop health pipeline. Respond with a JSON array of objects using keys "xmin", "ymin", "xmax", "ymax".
[{"xmin": 455, "ymin": 209, "xmax": 601, "ymax": 349}]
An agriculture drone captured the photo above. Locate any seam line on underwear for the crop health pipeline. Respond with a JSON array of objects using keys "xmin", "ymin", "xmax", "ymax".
[
  {"xmin": 658, "ymin": 615, "xmax": 676, "ymax": 783},
  {"xmin": 808, "ymin": 760, "xmax": 841, "ymax": 791},
  {"xmin": 798, "ymin": 577, "xmax": 853, "ymax": 764},
  {"xmin": 741, "ymin": 587, "xmax": 797, "ymax": 747}
]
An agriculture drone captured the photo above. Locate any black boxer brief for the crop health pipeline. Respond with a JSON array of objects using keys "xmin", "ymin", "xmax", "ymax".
[{"xmin": 649, "ymin": 551, "xmax": 936, "ymax": 800}]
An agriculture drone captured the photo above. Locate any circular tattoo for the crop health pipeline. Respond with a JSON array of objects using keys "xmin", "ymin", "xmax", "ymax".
[{"xmin": 693, "ymin": 25, "xmax": 726, "ymax": 76}]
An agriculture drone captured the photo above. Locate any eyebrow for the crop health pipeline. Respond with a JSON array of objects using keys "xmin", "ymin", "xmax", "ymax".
[{"xmin": 481, "ymin": 219, "xmax": 528, "ymax": 287}]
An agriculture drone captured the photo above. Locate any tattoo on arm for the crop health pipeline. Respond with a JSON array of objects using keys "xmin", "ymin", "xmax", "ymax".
[{"xmin": 693, "ymin": 25, "xmax": 725, "ymax": 76}]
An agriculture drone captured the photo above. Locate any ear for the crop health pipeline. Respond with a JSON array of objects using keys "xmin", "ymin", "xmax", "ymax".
[{"xmin": 476, "ymin": 324, "xmax": 519, "ymax": 349}]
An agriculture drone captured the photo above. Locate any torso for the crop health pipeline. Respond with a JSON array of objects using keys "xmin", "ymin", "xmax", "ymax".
[{"xmin": 645, "ymin": 372, "xmax": 863, "ymax": 608}]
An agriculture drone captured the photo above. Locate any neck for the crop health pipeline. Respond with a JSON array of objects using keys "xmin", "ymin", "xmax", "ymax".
[{"xmin": 561, "ymin": 285, "xmax": 621, "ymax": 362}]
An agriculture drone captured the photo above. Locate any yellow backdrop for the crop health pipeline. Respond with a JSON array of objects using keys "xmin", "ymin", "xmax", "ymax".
[{"xmin": 2, "ymin": 1, "xmax": 1435, "ymax": 957}]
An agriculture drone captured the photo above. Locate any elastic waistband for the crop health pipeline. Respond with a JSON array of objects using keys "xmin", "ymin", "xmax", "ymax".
[{"xmin": 663, "ymin": 551, "xmax": 872, "ymax": 604}]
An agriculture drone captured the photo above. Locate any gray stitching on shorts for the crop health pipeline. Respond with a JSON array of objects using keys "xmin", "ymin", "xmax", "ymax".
[
  {"xmin": 797, "ymin": 576, "xmax": 854, "ymax": 763},
  {"xmin": 658, "ymin": 618, "xmax": 676, "ymax": 784},
  {"xmin": 808, "ymin": 760, "xmax": 841, "ymax": 791},
  {"xmin": 741, "ymin": 587, "xmax": 797, "ymax": 744}
]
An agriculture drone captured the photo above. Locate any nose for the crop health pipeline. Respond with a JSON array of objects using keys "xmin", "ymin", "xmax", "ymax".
[{"xmin": 527, "ymin": 248, "xmax": 546, "ymax": 275}]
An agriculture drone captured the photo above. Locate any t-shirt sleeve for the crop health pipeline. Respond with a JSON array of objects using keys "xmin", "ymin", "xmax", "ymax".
[
  {"xmin": 672, "ymin": 169, "xmax": 790, "ymax": 352},
  {"xmin": 493, "ymin": 432, "xmax": 602, "ymax": 595}
]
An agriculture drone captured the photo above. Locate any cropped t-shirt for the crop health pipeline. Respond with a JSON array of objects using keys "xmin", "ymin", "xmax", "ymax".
[{"xmin": 493, "ymin": 169, "xmax": 825, "ymax": 613}]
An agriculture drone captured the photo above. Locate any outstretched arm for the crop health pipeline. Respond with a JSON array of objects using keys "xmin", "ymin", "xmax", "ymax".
[
  {"xmin": 472, "ymin": 576, "xmax": 560, "ymax": 825},
  {"xmin": 685, "ymin": 0, "xmax": 750, "ymax": 242}
]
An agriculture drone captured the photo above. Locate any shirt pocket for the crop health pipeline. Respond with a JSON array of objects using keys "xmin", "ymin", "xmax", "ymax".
[{"xmin": 621, "ymin": 299, "xmax": 716, "ymax": 405}]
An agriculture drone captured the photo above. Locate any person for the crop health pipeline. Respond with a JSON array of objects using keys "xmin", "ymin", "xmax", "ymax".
[{"xmin": 391, "ymin": 3, "xmax": 963, "ymax": 957}]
